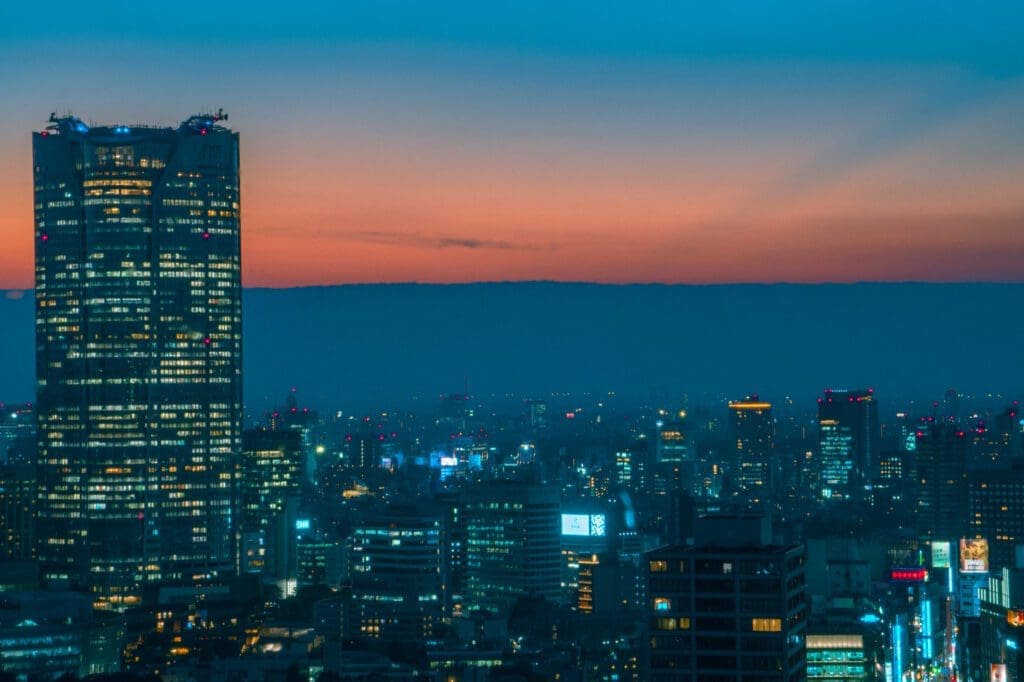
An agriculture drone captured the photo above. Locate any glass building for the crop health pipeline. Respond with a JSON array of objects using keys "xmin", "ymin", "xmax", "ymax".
[
  {"xmin": 33, "ymin": 113, "xmax": 242, "ymax": 608},
  {"xmin": 817, "ymin": 389, "xmax": 879, "ymax": 501}
]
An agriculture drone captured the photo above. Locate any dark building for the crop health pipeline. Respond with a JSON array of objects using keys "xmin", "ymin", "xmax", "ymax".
[
  {"xmin": 462, "ymin": 481, "xmax": 561, "ymax": 614},
  {"xmin": 969, "ymin": 464, "xmax": 1024, "ymax": 573},
  {"xmin": 817, "ymin": 388, "xmax": 879, "ymax": 501},
  {"xmin": 33, "ymin": 112, "xmax": 242, "ymax": 606},
  {"xmin": 915, "ymin": 422, "xmax": 968, "ymax": 540},
  {"xmin": 645, "ymin": 515, "xmax": 807, "ymax": 681},
  {"xmin": 728, "ymin": 397, "xmax": 775, "ymax": 493},
  {"xmin": 0, "ymin": 463, "xmax": 35, "ymax": 560},
  {"xmin": 349, "ymin": 505, "xmax": 443, "ymax": 639}
]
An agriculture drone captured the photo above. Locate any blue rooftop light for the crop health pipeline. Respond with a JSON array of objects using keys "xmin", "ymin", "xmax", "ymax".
[{"xmin": 74, "ymin": 122, "xmax": 89, "ymax": 133}]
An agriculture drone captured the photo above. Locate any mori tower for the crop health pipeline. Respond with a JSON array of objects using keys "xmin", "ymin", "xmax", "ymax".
[{"xmin": 33, "ymin": 113, "xmax": 242, "ymax": 607}]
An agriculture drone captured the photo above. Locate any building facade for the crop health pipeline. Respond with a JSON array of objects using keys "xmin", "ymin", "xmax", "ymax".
[
  {"xmin": 728, "ymin": 397, "xmax": 775, "ymax": 493},
  {"xmin": 33, "ymin": 113, "xmax": 242, "ymax": 606},
  {"xmin": 645, "ymin": 516, "xmax": 807, "ymax": 681},
  {"xmin": 817, "ymin": 389, "xmax": 879, "ymax": 501}
]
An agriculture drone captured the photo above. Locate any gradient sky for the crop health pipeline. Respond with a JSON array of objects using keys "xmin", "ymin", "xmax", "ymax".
[{"xmin": 1, "ymin": 1, "xmax": 1022, "ymax": 287}]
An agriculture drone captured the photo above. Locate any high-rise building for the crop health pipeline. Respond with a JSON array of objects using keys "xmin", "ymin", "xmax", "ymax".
[
  {"xmin": 462, "ymin": 481, "xmax": 561, "ymax": 614},
  {"xmin": 349, "ymin": 506, "xmax": 443, "ymax": 640},
  {"xmin": 33, "ymin": 113, "xmax": 242, "ymax": 606},
  {"xmin": 817, "ymin": 389, "xmax": 879, "ymax": 501},
  {"xmin": 240, "ymin": 429, "xmax": 303, "ymax": 576},
  {"xmin": 915, "ymin": 422, "xmax": 968, "ymax": 541},
  {"xmin": 644, "ymin": 515, "xmax": 807, "ymax": 681},
  {"xmin": 728, "ymin": 397, "xmax": 775, "ymax": 492}
]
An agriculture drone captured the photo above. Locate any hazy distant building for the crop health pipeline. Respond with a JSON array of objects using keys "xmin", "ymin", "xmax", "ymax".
[
  {"xmin": 0, "ymin": 402, "xmax": 35, "ymax": 465},
  {"xmin": 817, "ymin": 389, "xmax": 879, "ymax": 501},
  {"xmin": 645, "ymin": 515, "xmax": 806, "ymax": 681},
  {"xmin": 728, "ymin": 397, "xmax": 775, "ymax": 492},
  {"xmin": 33, "ymin": 113, "xmax": 242, "ymax": 606}
]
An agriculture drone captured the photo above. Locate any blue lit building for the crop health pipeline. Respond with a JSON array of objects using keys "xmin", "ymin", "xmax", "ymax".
[{"xmin": 818, "ymin": 389, "xmax": 879, "ymax": 501}]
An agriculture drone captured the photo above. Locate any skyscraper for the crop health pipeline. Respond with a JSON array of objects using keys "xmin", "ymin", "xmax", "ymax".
[
  {"xmin": 728, "ymin": 397, "xmax": 775, "ymax": 492},
  {"xmin": 817, "ymin": 388, "xmax": 879, "ymax": 501},
  {"xmin": 915, "ymin": 422, "xmax": 968, "ymax": 541},
  {"xmin": 33, "ymin": 113, "xmax": 242, "ymax": 607}
]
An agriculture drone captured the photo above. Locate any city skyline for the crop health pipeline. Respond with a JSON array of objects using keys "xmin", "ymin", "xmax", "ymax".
[
  {"xmin": 1, "ymin": 2, "xmax": 1023, "ymax": 288},
  {"xmin": 2, "ymin": 6, "xmax": 1024, "ymax": 681}
]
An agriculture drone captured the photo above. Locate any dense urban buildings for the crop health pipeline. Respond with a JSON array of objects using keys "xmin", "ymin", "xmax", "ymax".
[{"xmin": 32, "ymin": 113, "xmax": 242, "ymax": 607}]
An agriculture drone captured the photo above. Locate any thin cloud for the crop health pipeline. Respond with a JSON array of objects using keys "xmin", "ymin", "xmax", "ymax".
[{"xmin": 346, "ymin": 230, "xmax": 548, "ymax": 251}]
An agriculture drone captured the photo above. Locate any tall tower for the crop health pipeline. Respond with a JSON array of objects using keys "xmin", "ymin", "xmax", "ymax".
[
  {"xmin": 728, "ymin": 396, "xmax": 775, "ymax": 493},
  {"xmin": 817, "ymin": 388, "xmax": 879, "ymax": 501},
  {"xmin": 33, "ymin": 113, "xmax": 242, "ymax": 607}
]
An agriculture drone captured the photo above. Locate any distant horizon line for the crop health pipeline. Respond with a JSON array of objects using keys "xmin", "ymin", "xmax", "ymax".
[{"xmin": 4, "ymin": 279, "xmax": 1024, "ymax": 296}]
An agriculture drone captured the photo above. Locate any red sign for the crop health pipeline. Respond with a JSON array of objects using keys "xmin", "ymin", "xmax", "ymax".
[{"xmin": 890, "ymin": 568, "xmax": 927, "ymax": 582}]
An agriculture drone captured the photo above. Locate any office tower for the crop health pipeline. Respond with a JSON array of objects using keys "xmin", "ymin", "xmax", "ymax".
[
  {"xmin": 266, "ymin": 389, "xmax": 320, "ymax": 484},
  {"xmin": 969, "ymin": 465, "xmax": 1024, "ymax": 573},
  {"xmin": 817, "ymin": 388, "xmax": 879, "ymax": 501},
  {"xmin": 0, "ymin": 463, "xmax": 36, "ymax": 559},
  {"xmin": 349, "ymin": 506, "xmax": 443, "ymax": 639},
  {"xmin": 915, "ymin": 423, "xmax": 968, "ymax": 541},
  {"xmin": 728, "ymin": 396, "xmax": 775, "ymax": 492},
  {"xmin": 463, "ymin": 481, "xmax": 561, "ymax": 614},
  {"xmin": 33, "ymin": 113, "xmax": 242, "ymax": 606},
  {"xmin": 240, "ymin": 429, "xmax": 303, "ymax": 576},
  {"xmin": 654, "ymin": 414, "xmax": 696, "ymax": 496},
  {"xmin": 645, "ymin": 515, "xmax": 807, "ymax": 681}
]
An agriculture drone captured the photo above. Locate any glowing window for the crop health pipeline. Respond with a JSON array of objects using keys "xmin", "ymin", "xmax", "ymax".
[{"xmin": 752, "ymin": 618, "xmax": 782, "ymax": 632}]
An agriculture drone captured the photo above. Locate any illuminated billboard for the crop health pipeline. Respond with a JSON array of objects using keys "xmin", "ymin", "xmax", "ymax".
[
  {"xmin": 889, "ymin": 568, "xmax": 927, "ymax": 583},
  {"xmin": 931, "ymin": 541, "xmax": 951, "ymax": 569},
  {"xmin": 960, "ymin": 538, "xmax": 989, "ymax": 573},
  {"xmin": 990, "ymin": 664, "xmax": 1007, "ymax": 682},
  {"xmin": 561, "ymin": 513, "xmax": 607, "ymax": 537}
]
